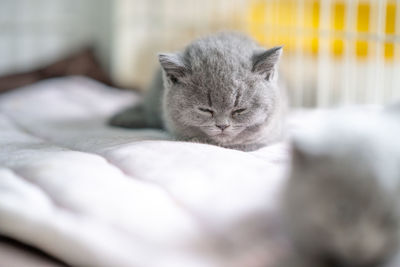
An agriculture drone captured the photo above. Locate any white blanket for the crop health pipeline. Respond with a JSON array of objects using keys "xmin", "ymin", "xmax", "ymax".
[{"xmin": 0, "ymin": 77, "xmax": 291, "ymax": 267}]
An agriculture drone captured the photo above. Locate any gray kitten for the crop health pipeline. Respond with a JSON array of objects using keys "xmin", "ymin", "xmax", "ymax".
[
  {"xmin": 109, "ymin": 32, "xmax": 286, "ymax": 151},
  {"xmin": 281, "ymin": 108, "xmax": 400, "ymax": 267}
]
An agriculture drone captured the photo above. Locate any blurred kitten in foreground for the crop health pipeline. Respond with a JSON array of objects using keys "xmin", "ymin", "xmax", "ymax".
[{"xmin": 280, "ymin": 104, "xmax": 400, "ymax": 267}]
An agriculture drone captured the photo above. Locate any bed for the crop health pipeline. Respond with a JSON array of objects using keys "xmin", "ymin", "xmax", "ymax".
[{"xmin": 0, "ymin": 77, "xmax": 294, "ymax": 267}]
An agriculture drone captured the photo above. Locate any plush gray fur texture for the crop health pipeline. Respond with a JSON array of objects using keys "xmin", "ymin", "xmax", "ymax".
[
  {"xmin": 109, "ymin": 32, "xmax": 286, "ymax": 151},
  {"xmin": 281, "ymin": 108, "xmax": 400, "ymax": 267}
]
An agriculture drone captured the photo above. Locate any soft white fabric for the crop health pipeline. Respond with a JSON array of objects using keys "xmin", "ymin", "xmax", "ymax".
[{"xmin": 0, "ymin": 77, "xmax": 290, "ymax": 267}]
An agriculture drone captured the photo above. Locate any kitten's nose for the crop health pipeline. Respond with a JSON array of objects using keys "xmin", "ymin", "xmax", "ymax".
[{"xmin": 216, "ymin": 124, "xmax": 230, "ymax": 131}]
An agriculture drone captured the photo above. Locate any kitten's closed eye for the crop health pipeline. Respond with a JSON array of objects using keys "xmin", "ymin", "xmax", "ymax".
[
  {"xmin": 232, "ymin": 108, "xmax": 247, "ymax": 116},
  {"xmin": 198, "ymin": 107, "xmax": 214, "ymax": 116}
]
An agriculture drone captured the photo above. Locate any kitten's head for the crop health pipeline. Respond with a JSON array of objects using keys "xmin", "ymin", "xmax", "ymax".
[
  {"xmin": 284, "ymin": 111, "xmax": 400, "ymax": 267},
  {"xmin": 158, "ymin": 33, "xmax": 283, "ymax": 147}
]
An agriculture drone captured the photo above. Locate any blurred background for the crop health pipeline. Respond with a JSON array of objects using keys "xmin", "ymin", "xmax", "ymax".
[{"xmin": 0, "ymin": 0, "xmax": 399, "ymax": 107}]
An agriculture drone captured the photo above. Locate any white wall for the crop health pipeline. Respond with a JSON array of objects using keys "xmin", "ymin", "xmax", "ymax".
[
  {"xmin": 0, "ymin": 0, "xmax": 112, "ymax": 75},
  {"xmin": 110, "ymin": 0, "xmax": 247, "ymax": 88}
]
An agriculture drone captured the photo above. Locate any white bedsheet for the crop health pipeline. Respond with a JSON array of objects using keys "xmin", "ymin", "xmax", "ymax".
[{"xmin": 0, "ymin": 77, "xmax": 291, "ymax": 267}]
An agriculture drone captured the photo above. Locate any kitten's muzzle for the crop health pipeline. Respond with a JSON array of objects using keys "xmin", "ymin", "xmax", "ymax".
[{"xmin": 216, "ymin": 124, "xmax": 230, "ymax": 131}]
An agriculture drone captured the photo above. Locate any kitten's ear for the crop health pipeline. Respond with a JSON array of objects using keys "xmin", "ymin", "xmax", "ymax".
[
  {"xmin": 291, "ymin": 138, "xmax": 320, "ymax": 168},
  {"xmin": 291, "ymin": 136, "xmax": 328, "ymax": 170},
  {"xmin": 252, "ymin": 46, "xmax": 283, "ymax": 81},
  {"xmin": 158, "ymin": 53, "xmax": 190, "ymax": 83},
  {"xmin": 291, "ymin": 140, "xmax": 310, "ymax": 167}
]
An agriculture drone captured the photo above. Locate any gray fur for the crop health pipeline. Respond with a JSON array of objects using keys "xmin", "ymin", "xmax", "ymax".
[
  {"xmin": 110, "ymin": 32, "xmax": 286, "ymax": 151},
  {"xmin": 281, "ymin": 108, "xmax": 400, "ymax": 267}
]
